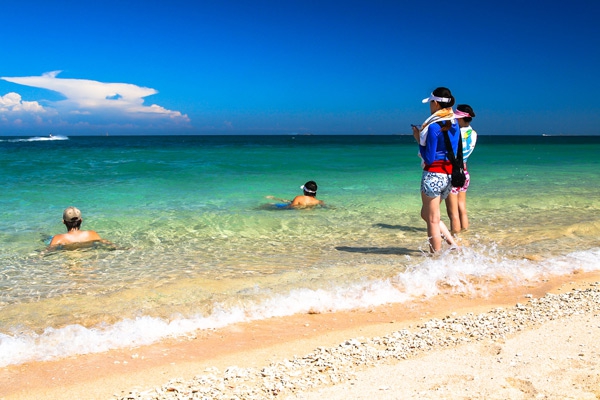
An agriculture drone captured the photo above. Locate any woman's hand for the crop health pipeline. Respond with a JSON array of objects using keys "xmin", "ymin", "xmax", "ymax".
[{"xmin": 411, "ymin": 125, "xmax": 420, "ymax": 142}]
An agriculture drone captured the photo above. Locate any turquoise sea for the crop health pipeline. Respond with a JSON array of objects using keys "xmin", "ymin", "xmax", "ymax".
[{"xmin": 1, "ymin": 134, "xmax": 600, "ymax": 367}]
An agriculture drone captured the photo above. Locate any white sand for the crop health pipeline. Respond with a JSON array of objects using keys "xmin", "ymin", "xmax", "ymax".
[
  {"xmin": 291, "ymin": 313, "xmax": 600, "ymax": 399},
  {"xmin": 2, "ymin": 273, "xmax": 599, "ymax": 400}
]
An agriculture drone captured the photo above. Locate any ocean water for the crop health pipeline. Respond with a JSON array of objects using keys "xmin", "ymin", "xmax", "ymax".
[{"xmin": 1, "ymin": 134, "xmax": 599, "ymax": 367}]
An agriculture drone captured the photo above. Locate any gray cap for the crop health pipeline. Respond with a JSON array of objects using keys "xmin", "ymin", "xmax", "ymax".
[{"xmin": 63, "ymin": 206, "xmax": 82, "ymax": 222}]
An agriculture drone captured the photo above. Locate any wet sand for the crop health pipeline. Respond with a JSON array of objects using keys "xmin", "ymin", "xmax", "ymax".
[{"xmin": 2, "ymin": 271, "xmax": 599, "ymax": 399}]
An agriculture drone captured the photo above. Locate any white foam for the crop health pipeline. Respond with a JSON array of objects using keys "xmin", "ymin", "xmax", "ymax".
[{"xmin": 2, "ymin": 246, "xmax": 599, "ymax": 367}]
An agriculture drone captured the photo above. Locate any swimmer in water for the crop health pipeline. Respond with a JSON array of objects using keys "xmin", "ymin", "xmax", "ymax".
[
  {"xmin": 47, "ymin": 206, "xmax": 115, "ymax": 250},
  {"xmin": 266, "ymin": 181, "xmax": 324, "ymax": 208}
]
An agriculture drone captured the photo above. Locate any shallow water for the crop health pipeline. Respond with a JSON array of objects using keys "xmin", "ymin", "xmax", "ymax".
[{"xmin": 1, "ymin": 134, "xmax": 599, "ymax": 366}]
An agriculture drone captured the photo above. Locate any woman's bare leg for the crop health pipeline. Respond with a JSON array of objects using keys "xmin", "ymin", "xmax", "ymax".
[{"xmin": 421, "ymin": 192, "xmax": 442, "ymax": 253}]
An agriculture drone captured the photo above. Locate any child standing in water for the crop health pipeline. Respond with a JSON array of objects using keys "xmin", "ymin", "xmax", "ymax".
[{"xmin": 445, "ymin": 104, "xmax": 477, "ymax": 234}]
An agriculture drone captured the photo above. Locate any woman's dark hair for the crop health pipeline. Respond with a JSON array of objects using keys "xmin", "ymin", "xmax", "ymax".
[
  {"xmin": 303, "ymin": 180, "xmax": 318, "ymax": 197},
  {"xmin": 64, "ymin": 219, "xmax": 82, "ymax": 230},
  {"xmin": 432, "ymin": 87, "xmax": 455, "ymax": 108},
  {"xmin": 457, "ymin": 104, "xmax": 475, "ymax": 123},
  {"xmin": 433, "ymin": 87, "xmax": 455, "ymax": 132}
]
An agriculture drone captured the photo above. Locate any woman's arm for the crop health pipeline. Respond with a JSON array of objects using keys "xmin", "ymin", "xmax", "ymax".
[{"xmin": 421, "ymin": 125, "xmax": 440, "ymax": 165}]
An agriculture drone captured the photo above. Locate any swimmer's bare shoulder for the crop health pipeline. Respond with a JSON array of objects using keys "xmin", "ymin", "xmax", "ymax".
[
  {"xmin": 291, "ymin": 196, "xmax": 324, "ymax": 208},
  {"xmin": 49, "ymin": 230, "xmax": 102, "ymax": 246},
  {"xmin": 46, "ymin": 231, "xmax": 118, "ymax": 253}
]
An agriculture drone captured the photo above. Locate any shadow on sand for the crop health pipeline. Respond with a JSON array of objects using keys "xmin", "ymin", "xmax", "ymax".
[
  {"xmin": 334, "ymin": 222, "xmax": 426, "ymax": 255},
  {"xmin": 373, "ymin": 223, "xmax": 426, "ymax": 233},
  {"xmin": 335, "ymin": 246, "xmax": 421, "ymax": 256}
]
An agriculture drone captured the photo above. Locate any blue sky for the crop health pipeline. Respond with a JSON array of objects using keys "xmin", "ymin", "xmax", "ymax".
[{"xmin": 1, "ymin": 0, "xmax": 598, "ymax": 136}]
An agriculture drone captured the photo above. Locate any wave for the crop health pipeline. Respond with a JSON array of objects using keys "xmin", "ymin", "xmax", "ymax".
[
  {"xmin": 1, "ymin": 135, "xmax": 69, "ymax": 142},
  {"xmin": 1, "ymin": 246, "xmax": 599, "ymax": 367}
]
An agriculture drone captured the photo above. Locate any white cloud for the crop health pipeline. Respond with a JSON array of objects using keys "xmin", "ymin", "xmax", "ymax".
[
  {"xmin": 0, "ymin": 92, "xmax": 46, "ymax": 113},
  {"xmin": 1, "ymin": 71, "xmax": 190, "ymax": 128}
]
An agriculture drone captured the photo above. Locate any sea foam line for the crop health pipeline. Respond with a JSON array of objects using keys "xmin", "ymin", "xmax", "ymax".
[{"xmin": 1, "ymin": 247, "xmax": 599, "ymax": 368}]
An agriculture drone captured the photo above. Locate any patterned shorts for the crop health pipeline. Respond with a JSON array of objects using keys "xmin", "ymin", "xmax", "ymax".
[
  {"xmin": 421, "ymin": 171, "xmax": 452, "ymax": 199},
  {"xmin": 450, "ymin": 169, "xmax": 471, "ymax": 194}
]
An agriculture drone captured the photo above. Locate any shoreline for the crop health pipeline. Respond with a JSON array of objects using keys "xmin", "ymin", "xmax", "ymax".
[{"xmin": 2, "ymin": 271, "xmax": 600, "ymax": 399}]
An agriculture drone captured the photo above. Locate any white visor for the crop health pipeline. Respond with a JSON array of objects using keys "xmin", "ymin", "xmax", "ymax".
[{"xmin": 422, "ymin": 93, "xmax": 451, "ymax": 104}]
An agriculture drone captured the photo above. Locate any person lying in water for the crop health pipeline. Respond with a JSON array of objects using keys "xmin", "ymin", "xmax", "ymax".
[
  {"xmin": 48, "ymin": 206, "xmax": 116, "ymax": 250},
  {"xmin": 266, "ymin": 181, "xmax": 325, "ymax": 208}
]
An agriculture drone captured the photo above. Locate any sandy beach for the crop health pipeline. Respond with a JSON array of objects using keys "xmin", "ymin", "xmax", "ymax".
[{"xmin": 2, "ymin": 271, "xmax": 599, "ymax": 400}]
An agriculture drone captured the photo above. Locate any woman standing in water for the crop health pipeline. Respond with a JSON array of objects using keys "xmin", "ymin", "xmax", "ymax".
[
  {"xmin": 412, "ymin": 87, "xmax": 461, "ymax": 253},
  {"xmin": 445, "ymin": 104, "xmax": 477, "ymax": 234}
]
